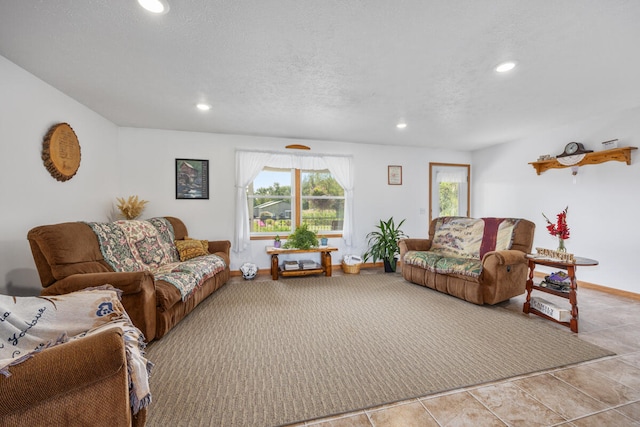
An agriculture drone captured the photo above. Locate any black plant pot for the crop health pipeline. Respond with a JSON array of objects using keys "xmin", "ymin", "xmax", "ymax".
[{"xmin": 383, "ymin": 259, "xmax": 395, "ymax": 273}]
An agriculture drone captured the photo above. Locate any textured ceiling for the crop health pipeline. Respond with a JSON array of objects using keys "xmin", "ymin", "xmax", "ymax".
[{"xmin": 1, "ymin": 1, "xmax": 639, "ymax": 151}]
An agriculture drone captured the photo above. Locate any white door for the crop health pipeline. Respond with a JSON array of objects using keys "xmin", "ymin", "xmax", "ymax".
[{"xmin": 429, "ymin": 163, "xmax": 470, "ymax": 223}]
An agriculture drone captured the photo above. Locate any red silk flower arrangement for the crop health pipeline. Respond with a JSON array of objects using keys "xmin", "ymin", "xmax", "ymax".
[{"xmin": 543, "ymin": 206, "xmax": 570, "ymax": 251}]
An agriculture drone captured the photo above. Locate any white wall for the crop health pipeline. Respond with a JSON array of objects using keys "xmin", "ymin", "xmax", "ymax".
[
  {"xmin": 0, "ymin": 55, "xmax": 120, "ymax": 295},
  {"xmin": 472, "ymin": 106, "xmax": 640, "ymax": 294},
  {"xmin": 0, "ymin": 53, "xmax": 469, "ymax": 295},
  {"xmin": 117, "ymin": 128, "xmax": 470, "ymax": 271},
  {"xmin": 7, "ymin": 49, "xmax": 635, "ymax": 296}
]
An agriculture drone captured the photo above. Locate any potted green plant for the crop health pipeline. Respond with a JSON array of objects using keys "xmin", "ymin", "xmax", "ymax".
[
  {"xmin": 282, "ymin": 223, "xmax": 319, "ymax": 249},
  {"xmin": 363, "ymin": 217, "xmax": 407, "ymax": 272}
]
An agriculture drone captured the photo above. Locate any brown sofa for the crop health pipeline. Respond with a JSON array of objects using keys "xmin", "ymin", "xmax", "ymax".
[
  {"xmin": 399, "ymin": 216, "xmax": 535, "ymax": 305},
  {"xmin": 27, "ymin": 216, "xmax": 230, "ymax": 341},
  {"xmin": 0, "ymin": 327, "xmax": 146, "ymax": 426}
]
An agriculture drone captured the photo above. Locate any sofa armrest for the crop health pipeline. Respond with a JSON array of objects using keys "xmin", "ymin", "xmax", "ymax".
[
  {"xmin": 0, "ymin": 328, "xmax": 130, "ymax": 423},
  {"xmin": 42, "ymin": 271, "xmax": 154, "ymax": 296},
  {"xmin": 208, "ymin": 240, "xmax": 231, "ymax": 265},
  {"xmin": 481, "ymin": 250, "xmax": 529, "ymax": 304},
  {"xmin": 41, "ymin": 272, "xmax": 157, "ymax": 342},
  {"xmin": 482, "ymin": 249, "xmax": 527, "ymax": 266},
  {"xmin": 208, "ymin": 240, "xmax": 231, "ymax": 256},
  {"xmin": 399, "ymin": 239, "xmax": 432, "ymax": 257}
]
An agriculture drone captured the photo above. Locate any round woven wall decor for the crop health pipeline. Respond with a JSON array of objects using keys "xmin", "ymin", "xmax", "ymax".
[{"xmin": 42, "ymin": 122, "xmax": 81, "ymax": 182}]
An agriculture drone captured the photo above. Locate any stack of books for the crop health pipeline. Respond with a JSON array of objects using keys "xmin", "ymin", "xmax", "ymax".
[
  {"xmin": 540, "ymin": 271, "xmax": 571, "ymax": 293},
  {"xmin": 283, "ymin": 260, "xmax": 300, "ymax": 271},
  {"xmin": 530, "ymin": 297, "xmax": 571, "ymax": 322},
  {"xmin": 299, "ymin": 259, "xmax": 320, "ymax": 270}
]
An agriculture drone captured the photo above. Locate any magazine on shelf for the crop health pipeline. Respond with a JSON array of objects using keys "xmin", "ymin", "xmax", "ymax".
[
  {"xmin": 539, "ymin": 281, "xmax": 571, "ymax": 293},
  {"xmin": 539, "ymin": 270, "xmax": 571, "ymax": 292}
]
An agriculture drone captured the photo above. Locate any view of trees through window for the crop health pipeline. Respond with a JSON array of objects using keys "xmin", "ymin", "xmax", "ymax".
[
  {"xmin": 438, "ymin": 182, "xmax": 459, "ymax": 217},
  {"xmin": 248, "ymin": 168, "xmax": 344, "ymax": 235},
  {"xmin": 429, "ymin": 163, "xmax": 469, "ymax": 222}
]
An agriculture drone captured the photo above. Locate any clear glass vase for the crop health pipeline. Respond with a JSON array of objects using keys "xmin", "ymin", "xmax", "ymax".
[{"xmin": 558, "ymin": 238, "xmax": 566, "ymax": 252}]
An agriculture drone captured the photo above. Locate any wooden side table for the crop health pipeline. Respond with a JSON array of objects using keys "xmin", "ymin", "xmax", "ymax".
[
  {"xmin": 523, "ymin": 255, "xmax": 598, "ymax": 333},
  {"xmin": 265, "ymin": 246, "xmax": 339, "ymax": 280}
]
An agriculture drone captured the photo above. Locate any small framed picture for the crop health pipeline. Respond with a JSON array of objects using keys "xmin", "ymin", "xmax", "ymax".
[
  {"xmin": 388, "ymin": 165, "xmax": 402, "ymax": 185},
  {"xmin": 175, "ymin": 159, "xmax": 209, "ymax": 199}
]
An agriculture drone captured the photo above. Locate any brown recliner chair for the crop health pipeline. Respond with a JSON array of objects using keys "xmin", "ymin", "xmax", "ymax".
[{"xmin": 0, "ymin": 327, "xmax": 146, "ymax": 426}]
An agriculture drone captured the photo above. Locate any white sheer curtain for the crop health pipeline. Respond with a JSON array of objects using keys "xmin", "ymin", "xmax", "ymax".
[
  {"xmin": 234, "ymin": 151, "xmax": 272, "ymax": 252},
  {"xmin": 321, "ymin": 156, "xmax": 354, "ymax": 246},
  {"xmin": 435, "ymin": 168, "xmax": 466, "ymax": 183},
  {"xmin": 234, "ymin": 151, "xmax": 354, "ymax": 252}
]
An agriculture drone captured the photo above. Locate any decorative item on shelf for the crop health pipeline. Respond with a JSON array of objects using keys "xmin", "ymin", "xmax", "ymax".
[
  {"xmin": 363, "ymin": 217, "xmax": 407, "ymax": 272},
  {"xmin": 601, "ymin": 139, "xmax": 618, "ymax": 150},
  {"xmin": 240, "ymin": 262, "xmax": 258, "ymax": 280},
  {"xmin": 116, "ymin": 195, "xmax": 149, "ymax": 220},
  {"xmin": 542, "ymin": 206, "xmax": 570, "ymax": 252},
  {"xmin": 529, "ymin": 146, "xmax": 638, "ymax": 175},
  {"xmin": 282, "ymin": 223, "xmax": 318, "ymax": 249},
  {"xmin": 537, "ymin": 154, "xmax": 552, "ymax": 161},
  {"xmin": 557, "ymin": 142, "xmax": 593, "ymax": 158},
  {"xmin": 319, "ymin": 236, "xmax": 328, "ymax": 246},
  {"xmin": 273, "ymin": 235, "xmax": 281, "ymax": 248},
  {"xmin": 535, "ymin": 247, "xmax": 575, "ymax": 263}
]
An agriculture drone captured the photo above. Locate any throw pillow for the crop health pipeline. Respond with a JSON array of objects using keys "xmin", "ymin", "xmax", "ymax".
[
  {"xmin": 185, "ymin": 236, "xmax": 210, "ymax": 253},
  {"xmin": 175, "ymin": 239, "xmax": 209, "ymax": 261}
]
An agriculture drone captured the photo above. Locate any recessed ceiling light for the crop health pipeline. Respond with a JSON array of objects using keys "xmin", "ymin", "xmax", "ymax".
[
  {"xmin": 196, "ymin": 103, "xmax": 211, "ymax": 111},
  {"xmin": 396, "ymin": 122, "xmax": 407, "ymax": 129},
  {"xmin": 138, "ymin": 0, "xmax": 170, "ymax": 14},
  {"xmin": 495, "ymin": 61, "xmax": 517, "ymax": 73}
]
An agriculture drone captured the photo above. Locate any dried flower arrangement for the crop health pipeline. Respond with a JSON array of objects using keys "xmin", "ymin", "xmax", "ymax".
[{"xmin": 116, "ymin": 195, "xmax": 149, "ymax": 220}]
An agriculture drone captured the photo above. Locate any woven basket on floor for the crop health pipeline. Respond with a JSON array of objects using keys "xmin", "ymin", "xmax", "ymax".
[{"xmin": 341, "ymin": 261, "xmax": 361, "ymax": 274}]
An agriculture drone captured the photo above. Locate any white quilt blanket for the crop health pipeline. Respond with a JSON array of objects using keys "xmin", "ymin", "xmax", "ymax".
[{"xmin": 0, "ymin": 286, "xmax": 152, "ymax": 414}]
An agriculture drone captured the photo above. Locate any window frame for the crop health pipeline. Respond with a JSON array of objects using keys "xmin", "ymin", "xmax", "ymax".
[{"xmin": 249, "ymin": 168, "xmax": 345, "ymax": 240}]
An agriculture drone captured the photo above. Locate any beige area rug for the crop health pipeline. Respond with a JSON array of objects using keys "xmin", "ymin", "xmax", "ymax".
[{"xmin": 145, "ymin": 274, "xmax": 613, "ymax": 427}]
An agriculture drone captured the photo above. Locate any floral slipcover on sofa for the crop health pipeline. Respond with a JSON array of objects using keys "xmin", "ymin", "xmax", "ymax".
[
  {"xmin": 27, "ymin": 217, "xmax": 230, "ymax": 341},
  {"xmin": 399, "ymin": 216, "xmax": 535, "ymax": 305}
]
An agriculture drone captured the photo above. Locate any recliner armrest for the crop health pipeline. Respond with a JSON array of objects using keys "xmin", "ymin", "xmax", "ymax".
[
  {"xmin": 41, "ymin": 272, "xmax": 157, "ymax": 341},
  {"xmin": 208, "ymin": 240, "xmax": 231, "ymax": 257},
  {"xmin": 0, "ymin": 328, "xmax": 128, "ymax": 418},
  {"xmin": 482, "ymin": 249, "xmax": 527, "ymax": 265},
  {"xmin": 42, "ymin": 271, "xmax": 154, "ymax": 296},
  {"xmin": 399, "ymin": 239, "xmax": 432, "ymax": 257},
  {"xmin": 208, "ymin": 240, "xmax": 231, "ymax": 265}
]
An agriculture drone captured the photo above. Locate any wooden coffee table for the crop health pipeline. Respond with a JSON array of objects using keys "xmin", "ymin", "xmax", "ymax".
[{"xmin": 265, "ymin": 246, "xmax": 338, "ymax": 280}]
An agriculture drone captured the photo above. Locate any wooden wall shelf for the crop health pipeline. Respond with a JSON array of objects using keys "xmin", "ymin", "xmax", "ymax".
[{"xmin": 529, "ymin": 146, "xmax": 637, "ymax": 175}]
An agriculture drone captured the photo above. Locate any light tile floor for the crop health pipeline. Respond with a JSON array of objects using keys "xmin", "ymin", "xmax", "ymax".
[{"xmin": 240, "ymin": 268, "xmax": 640, "ymax": 427}]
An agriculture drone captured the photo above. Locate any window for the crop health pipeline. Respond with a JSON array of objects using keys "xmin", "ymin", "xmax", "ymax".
[
  {"xmin": 234, "ymin": 151, "xmax": 353, "ymax": 251},
  {"xmin": 429, "ymin": 163, "xmax": 470, "ymax": 223},
  {"xmin": 249, "ymin": 168, "xmax": 345, "ymax": 236}
]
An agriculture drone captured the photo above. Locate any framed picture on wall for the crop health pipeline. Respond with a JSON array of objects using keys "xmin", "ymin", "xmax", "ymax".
[
  {"xmin": 388, "ymin": 165, "xmax": 402, "ymax": 185},
  {"xmin": 175, "ymin": 159, "xmax": 209, "ymax": 199}
]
